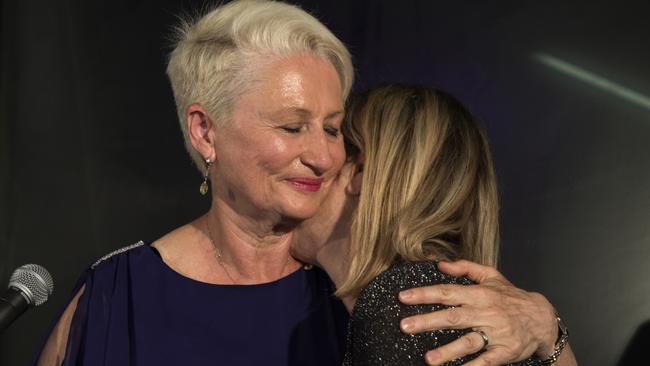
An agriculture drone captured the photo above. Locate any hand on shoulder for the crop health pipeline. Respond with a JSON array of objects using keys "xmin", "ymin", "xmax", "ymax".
[{"xmin": 398, "ymin": 260, "xmax": 577, "ymax": 365}]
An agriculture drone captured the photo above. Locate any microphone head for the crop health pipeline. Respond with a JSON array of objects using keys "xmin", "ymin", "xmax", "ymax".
[{"xmin": 8, "ymin": 264, "xmax": 54, "ymax": 306}]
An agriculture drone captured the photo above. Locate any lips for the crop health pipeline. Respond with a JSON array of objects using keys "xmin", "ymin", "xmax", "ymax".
[{"xmin": 286, "ymin": 178, "xmax": 324, "ymax": 192}]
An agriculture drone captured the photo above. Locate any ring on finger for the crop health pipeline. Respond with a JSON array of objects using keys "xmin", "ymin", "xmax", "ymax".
[{"xmin": 472, "ymin": 328, "xmax": 489, "ymax": 352}]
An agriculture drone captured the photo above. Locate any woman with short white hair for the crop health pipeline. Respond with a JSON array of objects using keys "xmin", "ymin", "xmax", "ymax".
[{"xmin": 34, "ymin": 1, "xmax": 571, "ymax": 365}]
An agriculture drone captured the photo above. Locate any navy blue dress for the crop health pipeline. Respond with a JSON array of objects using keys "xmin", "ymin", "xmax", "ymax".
[{"xmin": 34, "ymin": 241, "xmax": 349, "ymax": 365}]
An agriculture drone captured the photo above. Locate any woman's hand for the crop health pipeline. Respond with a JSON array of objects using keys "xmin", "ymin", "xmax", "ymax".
[{"xmin": 398, "ymin": 260, "xmax": 576, "ymax": 365}]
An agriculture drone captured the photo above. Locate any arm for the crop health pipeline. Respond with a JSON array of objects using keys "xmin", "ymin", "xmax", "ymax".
[
  {"xmin": 35, "ymin": 285, "xmax": 85, "ymax": 366},
  {"xmin": 398, "ymin": 260, "xmax": 577, "ymax": 366}
]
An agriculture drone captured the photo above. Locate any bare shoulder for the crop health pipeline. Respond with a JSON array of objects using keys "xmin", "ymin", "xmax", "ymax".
[
  {"xmin": 151, "ymin": 219, "xmax": 204, "ymax": 263},
  {"xmin": 149, "ymin": 217, "xmax": 218, "ymax": 283}
]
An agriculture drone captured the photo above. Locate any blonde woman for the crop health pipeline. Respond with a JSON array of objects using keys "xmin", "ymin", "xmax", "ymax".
[{"xmin": 292, "ymin": 84, "xmax": 577, "ymax": 365}]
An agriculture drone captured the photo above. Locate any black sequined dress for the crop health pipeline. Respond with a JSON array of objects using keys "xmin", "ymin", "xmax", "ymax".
[{"xmin": 343, "ymin": 260, "xmax": 541, "ymax": 365}]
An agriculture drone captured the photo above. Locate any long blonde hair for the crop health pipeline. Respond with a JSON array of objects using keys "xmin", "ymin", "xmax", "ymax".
[{"xmin": 337, "ymin": 84, "xmax": 499, "ymax": 297}]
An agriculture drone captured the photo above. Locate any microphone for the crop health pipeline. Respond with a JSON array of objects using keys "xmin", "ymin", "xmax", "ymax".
[{"xmin": 0, "ymin": 264, "xmax": 54, "ymax": 334}]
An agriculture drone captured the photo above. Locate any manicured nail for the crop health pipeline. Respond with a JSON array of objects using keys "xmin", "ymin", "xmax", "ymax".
[
  {"xmin": 399, "ymin": 290, "xmax": 413, "ymax": 300},
  {"xmin": 401, "ymin": 318, "xmax": 415, "ymax": 332}
]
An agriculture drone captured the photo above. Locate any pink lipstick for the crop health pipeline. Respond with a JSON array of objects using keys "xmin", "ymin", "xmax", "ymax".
[{"xmin": 287, "ymin": 178, "xmax": 323, "ymax": 192}]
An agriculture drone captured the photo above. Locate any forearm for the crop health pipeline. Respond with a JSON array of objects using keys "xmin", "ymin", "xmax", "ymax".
[{"xmin": 36, "ymin": 285, "xmax": 85, "ymax": 366}]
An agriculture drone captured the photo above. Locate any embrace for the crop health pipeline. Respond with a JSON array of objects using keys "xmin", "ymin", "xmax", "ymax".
[{"xmin": 35, "ymin": 1, "xmax": 577, "ymax": 365}]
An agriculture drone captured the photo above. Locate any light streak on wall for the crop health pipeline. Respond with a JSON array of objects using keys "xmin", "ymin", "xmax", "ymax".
[{"xmin": 534, "ymin": 53, "xmax": 650, "ymax": 111}]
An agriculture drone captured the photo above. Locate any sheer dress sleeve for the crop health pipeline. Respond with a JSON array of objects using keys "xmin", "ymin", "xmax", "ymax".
[
  {"xmin": 31, "ymin": 242, "xmax": 146, "ymax": 366},
  {"xmin": 35, "ymin": 285, "xmax": 86, "ymax": 366}
]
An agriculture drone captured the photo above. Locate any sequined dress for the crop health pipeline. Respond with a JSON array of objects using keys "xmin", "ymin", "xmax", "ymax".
[{"xmin": 343, "ymin": 261, "xmax": 541, "ymax": 365}]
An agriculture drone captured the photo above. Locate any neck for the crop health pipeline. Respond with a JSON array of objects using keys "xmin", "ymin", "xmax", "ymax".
[
  {"xmin": 204, "ymin": 201, "xmax": 301, "ymax": 284},
  {"xmin": 312, "ymin": 238, "xmax": 357, "ymax": 312}
]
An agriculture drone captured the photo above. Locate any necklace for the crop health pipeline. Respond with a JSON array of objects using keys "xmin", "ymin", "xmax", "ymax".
[
  {"xmin": 205, "ymin": 218, "xmax": 237, "ymax": 284},
  {"xmin": 203, "ymin": 216, "xmax": 293, "ymax": 284}
]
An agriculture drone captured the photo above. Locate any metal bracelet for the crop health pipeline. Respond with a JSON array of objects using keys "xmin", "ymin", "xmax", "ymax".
[{"xmin": 539, "ymin": 313, "xmax": 569, "ymax": 365}]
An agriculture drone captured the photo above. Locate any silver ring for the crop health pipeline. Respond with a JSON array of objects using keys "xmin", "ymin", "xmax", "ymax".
[{"xmin": 472, "ymin": 328, "xmax": 489, "ymax": 352}]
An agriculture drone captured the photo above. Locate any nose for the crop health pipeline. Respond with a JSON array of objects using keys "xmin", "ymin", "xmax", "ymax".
[{"xmin": 300, "ymin": 130, "xmax": 337, "ymax": 176}]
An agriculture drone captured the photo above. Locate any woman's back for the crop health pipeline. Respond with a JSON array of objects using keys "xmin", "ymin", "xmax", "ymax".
[{"xmin": 344, "ymin": 261, "xmax": 540, "ymax": 366}]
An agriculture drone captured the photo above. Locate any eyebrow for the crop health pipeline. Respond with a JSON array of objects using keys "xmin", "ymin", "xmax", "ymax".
[
  {"xmin": 325, "ymin": 110, "xmax": 344, "ymax": 120},
  {"xmin": 266, "ymin": 107, "xmax": 343, "ymax": 120}
]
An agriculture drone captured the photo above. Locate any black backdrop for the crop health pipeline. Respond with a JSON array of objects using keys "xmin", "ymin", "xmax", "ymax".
[{"xmin": 2, "ymin": 1, "xmax": 650, "ymax": 365}]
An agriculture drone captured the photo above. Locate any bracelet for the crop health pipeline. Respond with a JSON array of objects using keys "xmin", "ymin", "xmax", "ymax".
[{"xmin": 539, "ymin": 313, "xmax": 569, "ymax": 365}]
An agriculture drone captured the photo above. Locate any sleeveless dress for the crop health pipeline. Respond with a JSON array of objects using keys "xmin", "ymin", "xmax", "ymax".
[
  {"xmin": 344, "ymin": 261, "xmax": 542, "ymax": 365},
  {"xmin": 33, "ymin": 241, "xmax": 349, "ymax": 365}
]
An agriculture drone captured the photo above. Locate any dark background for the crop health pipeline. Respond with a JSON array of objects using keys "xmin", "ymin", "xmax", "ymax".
[{"xmin": 2, "ymin": 0, "xmax": 649, "ymax": 365}]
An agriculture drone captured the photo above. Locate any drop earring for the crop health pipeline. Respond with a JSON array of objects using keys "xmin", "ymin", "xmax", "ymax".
[{"xmin": 200, "ymin": 158, "xmax": 212, "ymax": 195}]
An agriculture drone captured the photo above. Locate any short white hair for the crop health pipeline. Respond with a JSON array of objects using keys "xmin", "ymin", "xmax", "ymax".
[{"xmin": 166, "ymin": 0, "xmax": 354, "ymax": 168}]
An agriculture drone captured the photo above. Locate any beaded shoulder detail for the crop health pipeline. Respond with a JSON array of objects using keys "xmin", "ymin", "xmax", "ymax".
[{"xmin": 91, "ymin": 241, "xmax": 145, "ymax": 269}]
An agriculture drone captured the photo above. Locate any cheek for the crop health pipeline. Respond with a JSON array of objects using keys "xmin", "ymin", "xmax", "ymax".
[
  {"xmin": 250, "ymin": 136, "xmax": 296, "ymax": 172},
  {"xmin": 331, "ymin": 140, "xmax": 346, "ymax": 170},
  {"xmin": 271, "ymin": 137, "xmax": 289, "ymax": 155}
]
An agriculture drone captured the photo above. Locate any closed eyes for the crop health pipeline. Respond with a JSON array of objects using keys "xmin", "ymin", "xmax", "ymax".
[{"xmin": 280, "ymin": 124, "xmax": 340, "ymax": 138}]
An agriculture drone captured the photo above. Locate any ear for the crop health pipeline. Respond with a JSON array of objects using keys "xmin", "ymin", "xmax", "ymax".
[
  {"xmin": 346, "ymin": 154, "xmax": 364, "ymax": 195},
  {"xmin": 186, "ymin": 103, "xmax": 216, "ymax": 162}
]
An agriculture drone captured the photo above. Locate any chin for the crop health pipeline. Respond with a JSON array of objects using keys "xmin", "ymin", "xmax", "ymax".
[
  {"xmin": 287, "ymin": 207, "xmax": 319, "ymax": 221},
  {"xmin": 279, "ymin": 201, "xmax": 321, "ymax": 222},
  {"xmin": 274, "ymin": 188, "xmax": 324, "ymax": 220}
]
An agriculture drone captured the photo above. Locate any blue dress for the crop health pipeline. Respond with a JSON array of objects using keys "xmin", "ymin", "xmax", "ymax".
[{"xmin": 34, "ymin": 241, "xmax": 349, "ymax": 365}]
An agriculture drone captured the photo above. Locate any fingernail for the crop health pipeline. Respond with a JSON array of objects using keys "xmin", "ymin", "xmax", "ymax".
[
  {"xmin": 400, "ymin": 318, "xmax": 415, "ymax": 332},
  {"xmin": 399, "ymin": 290, "xmax": 413, "ymax": 300},
  {"xmin": 425, "ymin": 350, "xmax": 440, "ymax": 365}
]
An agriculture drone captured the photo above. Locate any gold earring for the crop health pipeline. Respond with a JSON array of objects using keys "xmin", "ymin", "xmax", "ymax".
[{"xmin": 200, "ymin": 159, "xmax": 212, "ymax": 195}]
